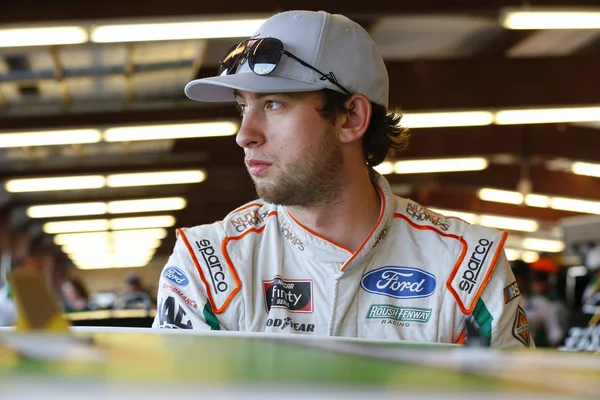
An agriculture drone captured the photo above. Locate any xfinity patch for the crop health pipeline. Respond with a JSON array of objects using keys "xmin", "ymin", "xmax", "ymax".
[
  {"xmin": 263, "ymin": 276, "xmax": 313, "ymax": 313},
  {"xmin": 163, "ymin": 266, "xmax": 189, "ymax": 287}
]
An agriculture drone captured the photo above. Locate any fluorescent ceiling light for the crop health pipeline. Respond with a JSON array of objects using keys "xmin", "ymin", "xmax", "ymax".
[
  {"xmin": 522, "ymin": 238, "xmax": 565, "ymax": 253},
  {"xmin": 107, "ymin": 197, "xmax": 187, "ymax": 214},
  {"xmin": 8, "ymin": 170, "xmax": 203, "ymax": 193},
  {"xmin": 427, "ymin": 208, "xmax": 477, "ymax": 224},
  {"xmin": 478, "ymin": 215, "xmax": 539, "ymax": 232},
  {"xmin": 505, "ymin": 248, "xmax": 539, "ymax": 263},
  {"xmin": 5, "ymin": 175, "xmax": 105, "ymax": 193},
  {"xmin": 394, "ymin": 157, "xmax": 488, "ymax": 174},
  {"xmin": 501, "ymin": 9, "xmax": 600, "ymax": 30},
  {"xmin": 0, "ymin": 26, "xmax": 88, "ymax": 47},
  {"xmin": 504, "ymin": 248, "xmax": 521, "ymax": 261},
  {"xmin": 54, "ymin": 232, "xmax": 110, "ymax": 246},
  {"xmin": 27, "ymin": 202, "xmax": 107, "ymax": 218},
  {"xmin": 43, "ymin": 216, "xmax": 174, "ymax": 234},
  {"xmin": 91, "ymin": 19, "xmax": 266, "ymax": 43},
  {"xmin": 104, "ymin": 122, "xmax": 238, "ymax": 142},
  {"xmin": 110, "ymin": 215, "xmax": 175, "ymax": 230},
  {"xmin": 106, "ymin": 170, "xmax": 205, "ymax": 187},
  {"xmin": 0, "ymin": 129, "xmax": 101, "ymax": 148},
  {"xmin": 43, "ymin": 219, "xmax": 110, "ymax": 234},
  {"xmin": 478, "ymin": 188, "xmax": 524, "ymax": 205},
  {"xmin": 571, "ymin": 161, "xmax": 600, "ymax": 178},
  {"xmin": 521, "ymin": 251, "xmax": 540, "ymax": 263},
  {"xmin": 62, "ymin": 238, "xmax": 162, "ymax": 254},
  {"xmin": 402, "ymin": 111, "xmax": 494, "ymax": 129},
  {"xmin": 478, "ymin": 188, "xmax": 600, "ymax": 214},
  {"xmin": 112, "ymin": 228, "xmax": 168, "ymax": 241},
  {"xmin": 373, "ymin": 161, "xmax": 394, "ymax": 175},
  {"xmin": 54, "ymin": 228, "xmax": 167, "ymax": 246},
  {"xmin": 27, "ymin": 198, "xmax": 185, "ymax": 218},
  {"xmin": 550, "ymin": 196, "xmax": 600, "ymax": 214},
  {"xmin": 495, "ymin": 106, "xmax": 600, "ymax": 125},
  {"xmin": 524, "ymin": 194, "xmax": 551, "ymax": 208}
]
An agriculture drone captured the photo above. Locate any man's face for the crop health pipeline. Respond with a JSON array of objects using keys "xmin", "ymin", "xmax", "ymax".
[{"xmin": 235, "ymin": 90, "xmax": 345, "ymax": 207}]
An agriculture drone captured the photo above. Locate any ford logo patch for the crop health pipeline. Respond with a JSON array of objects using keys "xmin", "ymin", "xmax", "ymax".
[
  {"xmin": 163, "ymin": 266, "xmax": 189, "ymax": 287},
  {"xmin": 360, "ymin": 266, "xmax": 436, "ymax": 299}
]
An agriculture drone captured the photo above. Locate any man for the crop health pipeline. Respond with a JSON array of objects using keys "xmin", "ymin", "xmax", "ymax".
[{"xmin": 153, "ymin": 10, "xmax": 533, "ymax": 347}]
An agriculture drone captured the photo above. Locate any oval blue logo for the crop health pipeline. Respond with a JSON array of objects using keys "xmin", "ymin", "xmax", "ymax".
[
  {"xmin": 360, "ymin": 266, "xmax": 436, "ymax": 299},
  {"xmin": 163, "ymin": 266, "xmax": 189, "ymax": 287}
]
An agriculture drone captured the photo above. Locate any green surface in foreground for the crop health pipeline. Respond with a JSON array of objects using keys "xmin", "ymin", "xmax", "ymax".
[{"xmin": 0, "ymin": 332, "xmax": 545, "ymax": 394}]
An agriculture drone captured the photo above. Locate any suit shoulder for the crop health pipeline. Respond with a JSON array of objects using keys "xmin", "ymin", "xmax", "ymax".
[{"xmin": 222, "ymin": 199, "xmax": 277, "ymax": 236}]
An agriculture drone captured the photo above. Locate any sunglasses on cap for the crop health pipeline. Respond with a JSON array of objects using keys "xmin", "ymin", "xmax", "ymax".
[{"xmin": 218, "ymin": 37, "xmax": 352, "ymax": 96}]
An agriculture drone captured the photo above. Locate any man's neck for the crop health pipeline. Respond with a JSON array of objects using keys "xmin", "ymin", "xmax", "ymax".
[{"xmin": 285, "ymin": 169, "xmax": 381, "ymax": 253}]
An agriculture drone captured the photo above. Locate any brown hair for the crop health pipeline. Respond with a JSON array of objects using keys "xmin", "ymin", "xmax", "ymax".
[{"xmin": 316, "ymin": 89, "xmax": 410, "ymax": 166}]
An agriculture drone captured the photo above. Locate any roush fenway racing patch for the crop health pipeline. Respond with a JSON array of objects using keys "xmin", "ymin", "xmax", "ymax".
[{"xmin": 512, "ymin": 306, "xmax": 531, "ymax": 347}]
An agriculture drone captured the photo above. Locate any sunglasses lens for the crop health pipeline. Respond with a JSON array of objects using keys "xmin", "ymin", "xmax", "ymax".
[
  {"xmin": 218, "ymin": 41, "xmax": 248, "ymax": 75},
  {"xmin": 249, "ymin": 39, "xmax": 283, "ymax": 75}
]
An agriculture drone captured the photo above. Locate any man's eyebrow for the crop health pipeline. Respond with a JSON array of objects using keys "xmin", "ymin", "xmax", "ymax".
[{"xmin": 233, "ymin": 90, "xmax": 295, "ymax": 100}]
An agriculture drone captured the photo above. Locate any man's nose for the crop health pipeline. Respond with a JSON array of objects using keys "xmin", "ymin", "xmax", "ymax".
[{"xmin": 235, "ymin": 110, "xmax": 265, "ymax": 149}]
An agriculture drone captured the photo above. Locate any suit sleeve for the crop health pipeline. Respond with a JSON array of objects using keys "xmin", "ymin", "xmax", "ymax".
[
  {"xmin": 152, "ymin": 234, "xmax": 224, "ymax": 331},
  {"xmin": 470, "ymin": 251, "xmax": 535, "ymax": 348}
]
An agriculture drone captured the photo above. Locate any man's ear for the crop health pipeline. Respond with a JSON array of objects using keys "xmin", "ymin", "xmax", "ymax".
[{"xmin": 339, "ymin": 94, "xmax": 372, "ymax": 144}]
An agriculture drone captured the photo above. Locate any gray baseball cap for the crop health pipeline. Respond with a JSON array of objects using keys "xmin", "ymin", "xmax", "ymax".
[{"xmin": 184, "ymin": 10, "xmax": 389, "ymax": 108}]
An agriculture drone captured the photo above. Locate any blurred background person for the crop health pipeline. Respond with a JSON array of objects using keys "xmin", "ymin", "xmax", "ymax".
[
  {"xmin": 60, "ymin": 278, "xmax": 91, "ymax": 313},
  {"xmin": 582, "ymin": 243, "xmax": 600, "ymax": 305},
  {"xmin": 113, "ymin": 273, "xmax": 154, "ymax": 310},
  {"xmin": 0, "ymin": 256, "xmax": 43, "ymax": 326},
  {"xmin": 512, "ymin": 260, "xmax": 566, "ymax": 347}
]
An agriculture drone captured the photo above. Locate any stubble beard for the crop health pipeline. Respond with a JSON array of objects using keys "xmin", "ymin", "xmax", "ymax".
[{"xmin": 252, "ymin": 128, "xmax": 345, "ymax": 207}]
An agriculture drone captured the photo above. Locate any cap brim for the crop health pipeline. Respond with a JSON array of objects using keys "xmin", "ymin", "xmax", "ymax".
[{"xmin": 184, "ymin": 73, "xmax": 326, "ymax": 102}]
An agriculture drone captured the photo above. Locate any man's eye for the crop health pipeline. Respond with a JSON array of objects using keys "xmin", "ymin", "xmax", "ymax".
[
  {"xmin": 265, "ymin": 100, "xmax": 282, "ymax": 110},
  {"xmin": 236, "ymin": 104, "xmax": 248, "ymax": 116}
]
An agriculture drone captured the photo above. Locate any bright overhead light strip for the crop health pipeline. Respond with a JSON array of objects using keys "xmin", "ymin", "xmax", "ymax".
[
  {"xmin": 0, "ymin": 26, "xmax": 88, "ymax": 47},
  {"xmin": 501, "ymin": 9, "xmax": 600, "ymax": 30},
  {"xmin": 394, "ymin": 157, "xmax": 488, "ymax": 174},
  {"xmin": 91, "ymin": 19, "xmax": 266, "ymax": 43},
  {"xmin": 402, "ymin": 111, "xmax": 494, "ymax": 128},
  {"xmin": 5, "ymin": 176, "xmax": 105, "ymax": 193},
  {"xmin": 495, "ymin": 106, "xmax": 600, "ymax": 125},
  {"xmin": 107, "ymin": 197, "xmax": 187, "ymax": 214},
  {"xmin": 478, "ymin": 187, "xmax": 600, "ymax": 215},
  {"xmin": 43, "ymin": 215, "xmax": 175, "ymax": 234},
  {"xmin": 27, "ymin": 197, "xmax": 187, "ymax": 218},
  {"xmin": 107, "ymin": 170, "xmax": 205, "ymax": 187},
  {"xmin": 572, "ymin": 161, "xmax": 600, "ymax": 178},
  {"xmin": 7, "ymin": 170, "xmax": 203, "ymax": 193},
  {"xmin": 104, "ymin": 122, "xmax": 238, "ymax": 141},
  {"xmin": 0, "ymin": 129, "xmax": 101, "ymax": 148}
]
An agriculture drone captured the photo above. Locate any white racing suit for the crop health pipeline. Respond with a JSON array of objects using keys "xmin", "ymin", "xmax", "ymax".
[{"xmin": 153, "ymin": 172, "xmax": 534, "ymax": 348}]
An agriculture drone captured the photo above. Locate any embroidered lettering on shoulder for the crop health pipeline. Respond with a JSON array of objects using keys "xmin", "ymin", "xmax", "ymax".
[
  {"xmin": 404, "ymin": 202, "xmax": 450, "ymax": 231},
  {"xmin": 447, "ymin": 230, "xmax": 508, "ymax": 314}
]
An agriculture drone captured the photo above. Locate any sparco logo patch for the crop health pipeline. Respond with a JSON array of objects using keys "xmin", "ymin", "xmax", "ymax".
[
  {"xmin": 266, "ymin": 317, "xmax": 315, "ymax": 332},
  {"xmin": 195, "ymin": 239, "xmax": 228, "ymax": 294},
  {"xmin": 263, "ymin": 276, "xmax": 313, "ymax": 313},
  {"xmin": 163, "ymin": 266, "xmax": 189, "ymax": 287},
  {"xmin": 367, "ymin": 304, "xmax": 431, "ymax": 323},
  {"xmin": 360, "ymin": 266, "xmax": 436, "ymax": 299},
  {"xmin": 459, "ymin": 238, "xmax": 493, "ymax": 294}
]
